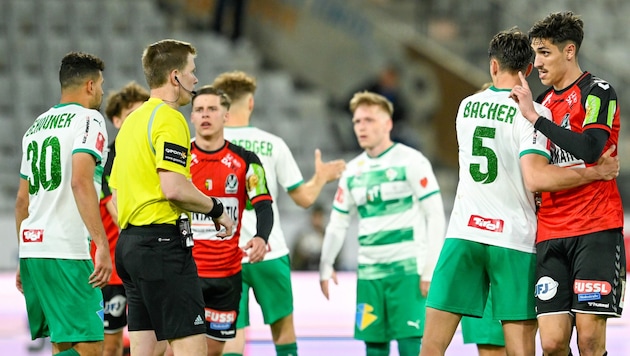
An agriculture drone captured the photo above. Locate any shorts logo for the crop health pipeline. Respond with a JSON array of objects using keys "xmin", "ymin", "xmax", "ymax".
[
  {"xmin": 205, "ymin": 308, "xmax": 236, "ymax": 330},
  {"xmin": 22, "ymin": 229, "xmax": 44, "ymax": 243},
  {"xmin": 535, "ymin": 276, "xmax": 559, "ymax": 301},
  {"xmin": 356, "ymin": 303, "xmax": 378, "ymax": 331},
  {"xmin": 467, "ymin": 215, "xmax": 504, "ymax": 233},
  {"xmin": 104, "ymin": 294, "xmax": 127, "ymax": 317},
  {"xmin": 194, "ymin": 315, "xmax": 204, "ymax": 325},
  {"xmin": 574, "ymin": 279, "xmax": 611, "ymax": 299},
  {"xmin": 163, "ymin": 142, "xmax": 188, "ymax": 167}
]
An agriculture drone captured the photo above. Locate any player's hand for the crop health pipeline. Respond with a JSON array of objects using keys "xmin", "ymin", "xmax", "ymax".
[
  {"xmin": 420, "ymin": 280, "xmax": 431, "ymax": 298},
  {"xmin": 509, "ymin": 71, "xmax": 539, "ymax": 124},
  {"xmin": 16, "ymin": 265, "xmax": 23, "ymax": 294},
  {"xmin": 244, "ymin": 237, "xmax": 267, "ymax": 263},
  {"xmin": 314, "ymin": 149, "xmax": 346, "ymax": 182},
  {"xmin": 320, "ymin": 270, "xmax": 338, "ymax": 300},
  {"xmin": 90, "ymin": 245, "xmax": 112, "ymax": 288},
  {"xmin": 595, "ymin": 145, "xmax": 619, "ymax": 181},
  {"xmin": 213, "ymin": 211, "xmax": 234, "ymax": 238}
]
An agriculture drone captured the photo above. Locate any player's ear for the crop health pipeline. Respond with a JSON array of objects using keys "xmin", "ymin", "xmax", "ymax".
[{"xmin": 524, "ymin": 63, "xmax": 533, "ymax": 77}]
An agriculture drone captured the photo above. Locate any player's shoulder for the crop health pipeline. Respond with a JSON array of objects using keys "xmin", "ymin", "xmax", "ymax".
[{"xmin": 226, "ymin": 141, "xmax": 261, "ymax": 161}]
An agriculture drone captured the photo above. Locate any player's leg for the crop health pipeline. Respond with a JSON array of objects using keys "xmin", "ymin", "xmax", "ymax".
[
  {"xmin": 534, "ymin": 239, "xmax": 578, "ymax": 356},
  {"xmin": 461, "ymin": 292, "xmax": 506, "ymax": 356},
  {"xmin": 572, "ymin": 230, "xmax": 625, "ymax": 356},
  {"xmin": 386, "ymin": 273, "xmax": 424, "ymax": 356},
  {"xmin": 102, "ymin": 284, "xmax": 128, "ymax": 356},
  {"xmin": 355, "ymin": 277, "xmax": 390, "ymax": 356},
  {"xmin": 421, "ymin": 239, "xmax": 489, "ymax": 356},
  {"xmin": 223, "ymin": 264, "xmax": 253, "ymax": 356}
]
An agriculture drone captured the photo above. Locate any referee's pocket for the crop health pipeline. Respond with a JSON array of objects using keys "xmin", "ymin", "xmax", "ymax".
[{"xmin": 138, "ymin": 246, "xmax": 164, "ymax": 281}]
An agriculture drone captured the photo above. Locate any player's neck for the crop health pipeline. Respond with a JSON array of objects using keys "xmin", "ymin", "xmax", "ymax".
[
  {"xmin": 60, "ymin": 92, "xmax": 90, "ymax": 109},
  {"xmin": 554, "ymin": 66, "xmax": 584, "ymax": 91},
  {"xmin": 365, "ymin": 140, "xmax": 394, "ymax": 158},
  {"xmin": 195, "ymin": 135, "xmax": 225, "ymax": 152}
]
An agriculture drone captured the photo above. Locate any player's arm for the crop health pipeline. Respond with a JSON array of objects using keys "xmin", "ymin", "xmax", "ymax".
[
  {"xmin": 72, "ymin": 152, "xmax": 111, "ymax": 288},
  {"xmin": 288, "ymin": 149, "xmax": 345, "ymax": 208},
  {"xmin": 159, "ymin": 170, "xmax": 234, "ymax": 238},
  {"xmin": 319, "ymin": 208, "xmax": 350, "ymax": 300},
  {"xmin": 521, "ymin": 145, "xmax": 619, "ymax": 193},
  {"xmin": 417, "ymin": 193, "xmax": 446, "ymax": 284},
  {"xmin": 242, "ymin": 153, "xmax": 274, "ymax": 263},
  {"xmin": 14, "ymin": 178, "xmax": 29, "ymax": 293}
]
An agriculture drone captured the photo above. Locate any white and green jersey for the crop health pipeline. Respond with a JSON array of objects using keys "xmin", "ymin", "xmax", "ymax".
[
  {"xmin": 224, "ymin": 126, "xmax": 303, "ymax": 261},
  {"xmin": 446, "ymin": 86, "xmax": 551, "ymax": 253},
  {"xmin": 19, "ymin": 103, "xmax": 108, "ymax": 259},
  {"xmin": 322, "ymin": 143, "xmax": 445, "ymax": 281}
]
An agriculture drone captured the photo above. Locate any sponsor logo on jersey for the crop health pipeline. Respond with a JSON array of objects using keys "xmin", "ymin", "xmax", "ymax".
[
  {"xmin": 225, "ymin": 174, "xmax": 238, "ymax": 194},
  {"xmin": 96, "ymin": 132, "xmax": 105, "ymax": 153},
  {"xmin": 355, "ymin": 303, "xmax": 378, "ymax": 331},
  {"xmin": 22, "ymin": 229, "xmax": 44, "ymax": 243},
  {"xmin": 566, "ymin": 90, "xmax": 578, "ymax": 109},
  {"xmin": 574, "ymin": 280, "xmax": 611, "ymax": 295},
  {"xmin": 221, "ymin": 153, "xmax": 241, "ymax": 169},
  {"xmin": 535, "ymin": 276, "xmax": 559, "ymax": 301},
  {"xmin": 205, "ymin": 308, "xmax": 236, "ymax": 330},
  {"xmin": 467, "ymin": 215, "xmax": 504, "ymax": 232},
  {"xmin": 163, "ymin": 142, "xmax": 188, "ymax": 167}
]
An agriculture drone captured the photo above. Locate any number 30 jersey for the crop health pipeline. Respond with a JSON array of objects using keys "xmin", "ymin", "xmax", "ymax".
[
  {"xmin": 446, "ymin": 86, "xmax": 550, "ymax": 253},
  {"xmin": 19, "ymin": 103, "xmax": 108, "ymax": 259},
  {"xmin": 190, "ymin": 140, "xmax": 272, "ymax": 278}
]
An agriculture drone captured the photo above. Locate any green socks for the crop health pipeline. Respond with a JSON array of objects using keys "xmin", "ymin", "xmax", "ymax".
[
  {"xmin": 366, "ymin": 342, "xmax": 389, "ymax": 356},
  {"xmin": 397, "ymin": 337, "xmax": 421, "ymax": 356},
  {"xmin": 275, "ymin": 342, "xmax": 298, "ymax": 356},
  {"xmin": 56, "ymin": 348, "xmax": 80, "ymax": 356}
]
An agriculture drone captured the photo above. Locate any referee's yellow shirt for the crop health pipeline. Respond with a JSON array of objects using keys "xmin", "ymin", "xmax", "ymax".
[{"xmin": 110, "ymin": 98, "xmax": 191, "ymax": 229}]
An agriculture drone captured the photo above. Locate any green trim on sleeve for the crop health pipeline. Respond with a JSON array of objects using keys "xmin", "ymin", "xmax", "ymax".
[
  {"xmin": 332, "ymin": 206, "xmax": 350, "ymax": 214},
  {"xmin": 519, "ymin": 149, "xmax": 551, "ymax": 161},
  {"xmin": 418, "ymin": 190, "xmax": 440, "ymax": 201},
  {"xmin": 286, "ymin": 180, "xmax": 304, "ymax": 192},
  {"xmin": 73, "ymin": 148, "xmax": 102, "ymax": 163}
]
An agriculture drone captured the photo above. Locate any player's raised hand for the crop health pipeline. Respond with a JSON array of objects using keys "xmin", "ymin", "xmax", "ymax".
[
  {"xmin": 314, "ymin": 149, "xmax": 346, "ymax": 183},
  {"xmin": 510, "ymin": 71, "xmax": 539, "ymax": 124}
]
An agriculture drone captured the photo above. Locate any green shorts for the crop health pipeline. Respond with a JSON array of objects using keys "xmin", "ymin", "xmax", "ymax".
[
  {"xmin": 20, "ymin": 258, "xmax": 104, "ymax": 343},
  {"xmin": 355, "ymin": 273, "xmax": 425, "ymax": 342},
  {"xmin": 426, "ymin": 238, "xmax": 536, "ymax": 321},
  {"xmin": 236, "ymin": 255, "xmax": 293, "ymax": 328},
  {"xmin": 461, "ymin": 292, "xmax": 505, "ymax": 346}
]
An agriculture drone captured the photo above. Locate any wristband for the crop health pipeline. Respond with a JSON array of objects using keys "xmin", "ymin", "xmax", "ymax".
[{"xmin": 206, "ymin": 197, "xmax": 224, "ymax": 219}]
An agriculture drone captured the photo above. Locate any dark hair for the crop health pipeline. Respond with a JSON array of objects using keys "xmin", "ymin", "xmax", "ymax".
[
  {"xmin": 488, "ymin": 27, "xmax": 533, "ymax": 74},
  {"xmin": 104, "ymin": 81, "xmax": 150, "ymax": 122},
  {"xmin": 529, "ymin": 11, "xmax": 584, "ymax": 53},
  {"xmin": 192, "ymin": 85, "xmax": 231, "ymax": 109},
  {"xmin": 142, "ymin": 39, "xmax": 196, "ymax": 88},
  {"xmin": 59, "ymin": 52, "xmax": 105, "ymax": 90}
]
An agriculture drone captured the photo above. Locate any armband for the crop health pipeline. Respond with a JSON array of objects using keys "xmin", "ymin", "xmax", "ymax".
[{"xmin": 206, "ymin": 197, "xmax": 224, "ymax": 219}]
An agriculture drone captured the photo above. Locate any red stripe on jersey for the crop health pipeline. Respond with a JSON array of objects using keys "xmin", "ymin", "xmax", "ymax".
[{"xmin": 90, "ymin": 197, "xmax": 122, "ymax": 285}]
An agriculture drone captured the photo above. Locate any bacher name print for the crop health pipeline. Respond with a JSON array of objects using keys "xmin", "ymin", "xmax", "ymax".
[{"xmin": 163, "ymin": 142, "xmax": 188, "ymax": 167}]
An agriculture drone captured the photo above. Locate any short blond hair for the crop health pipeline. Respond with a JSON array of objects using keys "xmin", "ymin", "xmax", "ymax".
[
  {"xmin": 212, "ymin": 71, "xmax": 257, "ymax": 102},
  {"xmin": 349, "ymin": 91, "xmax": 394, "ymax": 117}
]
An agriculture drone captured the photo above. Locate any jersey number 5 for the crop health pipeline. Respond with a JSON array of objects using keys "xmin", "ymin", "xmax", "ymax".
[
  {"xmin": 26, "ymin": 136, "xmax": 62, "ymax": 194},
  {"xmin": 469, "ymin": 126, "xmax": 497, "ymax": 184}
]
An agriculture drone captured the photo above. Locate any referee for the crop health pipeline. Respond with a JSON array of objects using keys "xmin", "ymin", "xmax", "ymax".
[{"xmin": 110, "ymin": 39, "xmax": 233, "ymax": 356}]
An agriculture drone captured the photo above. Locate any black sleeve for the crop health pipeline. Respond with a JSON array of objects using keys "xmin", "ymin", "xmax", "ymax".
[
  {"xmin": 101, "ymin": 143, "xmax": 116, "ymax": 198},
  {"xmin": 534, "ymin": 118, "xmax": 609, "ymax": 164},
  {"xmin": 253, "ymin": 200, "xmax": 273, "ymax": 243}
]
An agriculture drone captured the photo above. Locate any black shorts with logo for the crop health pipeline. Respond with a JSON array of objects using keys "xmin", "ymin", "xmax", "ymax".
[
  {"xmin": 200, "ymin": 272, "xmax": 242, "ymax": 341},
  {"xmin": 535, "ymin": 228, "xmax": 626, "ymax": 317},
  {"xmin": 103, "ymin": 284, "xmax": 127, "ymax": 333},
  {"xmin": 116, "ymin": 224, "xmax": 205, "ymax": 340}
]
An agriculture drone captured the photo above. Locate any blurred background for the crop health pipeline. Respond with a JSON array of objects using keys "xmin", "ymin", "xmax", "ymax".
[{"xmin": 1, "ymin": 0, "xmax": 630, "ymax": 354}]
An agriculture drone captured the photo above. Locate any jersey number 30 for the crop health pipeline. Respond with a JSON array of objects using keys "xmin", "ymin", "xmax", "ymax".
[
  {"xmin": 469, "ymin": 126, "xmax": 497, "ymax": 184},
  {"xmin": 27, "ymin": 136, "xmax": 62, "ymax": 194}
]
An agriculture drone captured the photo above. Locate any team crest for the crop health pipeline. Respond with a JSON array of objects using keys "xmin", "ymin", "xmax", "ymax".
[
  {"xmin": 225, "ymin": 174, "xmax": 238, "ymax": 194},
  {"xmin": 385, "ymin": 168, "xmax": 398, "ymax": 181},
  {"xmin": 205, "ymin": 179, "xmax": 212, "ymax": 190}
]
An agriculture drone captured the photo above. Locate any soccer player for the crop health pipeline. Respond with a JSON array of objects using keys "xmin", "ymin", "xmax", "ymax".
[
  {"xmin": 320, "ymin": 91, "xmax": 446, "ymax": 356},
  {"xmin": 189, "ymin": 85, "xmax": 273, "ymax": 356},
  {"xmin": 213, "ymin": 71, "xmax": 345, "ymax": 356},
  {"xmin": 91, "ymin": 81, "xmax": 149, "ymax": 356},
  {"xmin": 511, "ymin": 11, "xmax": 625, "ymax": 356},
  {"xmin": 420, "ymin": 28, "xmax": 620, "ymax": 356},
  {"xmin": 15, "ymin": 51, "xmax": 111, "ymax": 356},
  {"xmin": 110, "ymin": 39, "xmax": 233, "ymax": 356}
]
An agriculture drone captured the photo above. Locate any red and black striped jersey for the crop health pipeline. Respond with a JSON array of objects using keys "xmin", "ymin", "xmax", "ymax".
[
  {"xmin": 536, "ymin": 72, "xmax": 623, "ymax": 242},
  {"xmin": 190, "ymin": 140, "xmax": 272, "ymax": 278}
]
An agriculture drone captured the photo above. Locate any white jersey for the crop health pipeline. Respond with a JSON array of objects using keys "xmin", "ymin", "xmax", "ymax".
[
  {"xmin": 224, "ymin": 126, "xmax": 303, "ymax": 261},
  {"xmin": 19, "ymin": 103, "xmax": 108, "ymax": 259},
  {"xmin": 326, "ymin": 144, "xmax": 445, "ymax": 280},
  {"xmin": 446, "ymin": 86, "xmax": 551, "ymax": 253}
]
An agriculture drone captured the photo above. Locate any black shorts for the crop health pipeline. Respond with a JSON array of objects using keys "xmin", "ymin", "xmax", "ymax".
[
  {"xmin": 200, "ymin": 272, "xmax": 242, "ymax": 340},
  {"xmin": 535, "ymin": 228, "xmax": 626, "ymax": 318},
  {"xmin": 103, "ymin": 284, "xmax": 127, "ymax": 333},
  {"xmin": 116, "ymin": 224, "xmax": 205, "ymax": 340}
]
